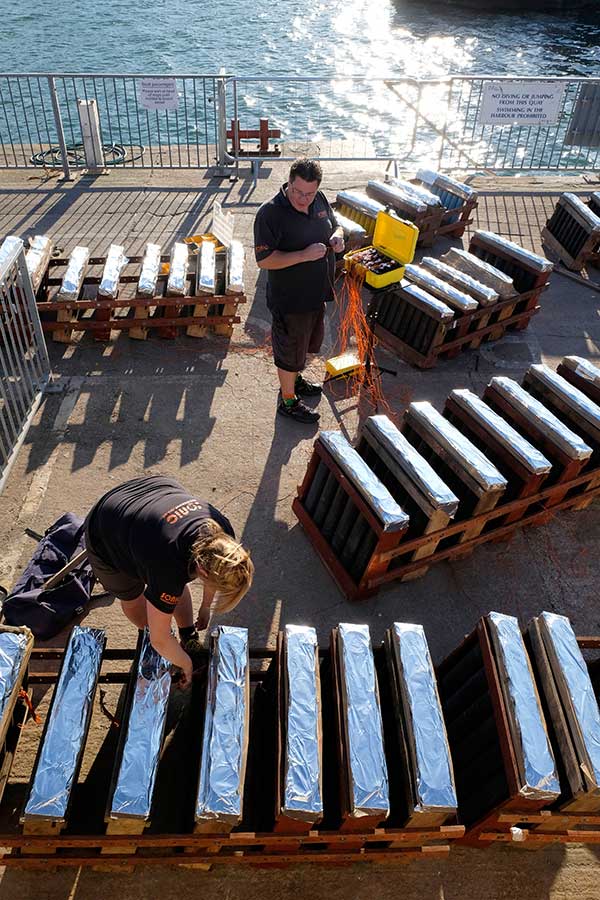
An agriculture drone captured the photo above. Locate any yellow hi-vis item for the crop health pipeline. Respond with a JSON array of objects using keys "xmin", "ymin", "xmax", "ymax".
[{"xmin": 325, "ymin": 351, "xmax": 363, "ymax": 379}]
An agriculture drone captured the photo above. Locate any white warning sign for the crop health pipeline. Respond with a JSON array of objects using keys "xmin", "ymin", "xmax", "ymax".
[
  {"xmin": 139, "ymin": 78, "xmax": 179, "ymax": 111},
  {"xmin": 479, "ymin": 82, "xmax": 565, "ymax": 126}
]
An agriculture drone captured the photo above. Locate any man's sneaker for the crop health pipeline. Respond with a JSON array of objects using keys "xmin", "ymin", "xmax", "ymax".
[
  {"xmin": 277, "ymin": 397, "xmax": 320, "ymax": 423},
  {"xmin": 295, "ymin": 374, "xmax": 323, "ymax": 396}
]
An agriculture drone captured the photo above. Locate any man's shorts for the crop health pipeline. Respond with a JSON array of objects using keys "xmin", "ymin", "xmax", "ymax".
[
  {"xmin": 85, "ymin": 525, "xmax": 144, "ymax": 602},
  {"xmin": 271, "ymin": 306, "xmax": 325, "ymax": 373}
]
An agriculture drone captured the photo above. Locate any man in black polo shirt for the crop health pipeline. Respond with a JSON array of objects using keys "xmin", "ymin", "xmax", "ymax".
[{"xmin": 254, "ymin": 158, "xmax": 344, "ymax": 424}]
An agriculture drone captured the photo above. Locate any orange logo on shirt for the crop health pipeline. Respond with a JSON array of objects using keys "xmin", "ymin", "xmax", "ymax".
[
  {"xmin": 163, "ymin": 500, "xmax": 205, "ymax": 525},
  {"xmin": 160, "ymin": 592, "xmax": 178, "ymax": 606}
]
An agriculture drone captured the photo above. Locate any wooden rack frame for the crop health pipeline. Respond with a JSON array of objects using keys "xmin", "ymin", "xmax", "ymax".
[{"xmin": 1, "ymin": 646, "xmax": 464, "ymax": 870}]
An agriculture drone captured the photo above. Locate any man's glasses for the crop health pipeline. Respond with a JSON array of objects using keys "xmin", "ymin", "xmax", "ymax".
[{"xmin": 290, "ymin": 184, "xmax": 318, "ymax": 201}]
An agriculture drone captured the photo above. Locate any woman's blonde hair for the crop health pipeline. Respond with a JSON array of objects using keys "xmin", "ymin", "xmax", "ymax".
[{"xmin": 191, "ymin": 519, "xmax": 254, "ymax": 613}]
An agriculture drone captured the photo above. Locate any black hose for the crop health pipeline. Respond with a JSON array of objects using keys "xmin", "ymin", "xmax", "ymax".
[{"xmin": 29, "ymin": 143, "xmax": 145, "ymax": 168}]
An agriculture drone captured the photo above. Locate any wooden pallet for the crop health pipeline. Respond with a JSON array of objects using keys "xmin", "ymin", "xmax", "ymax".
[
  {"xmin": 35, "ymin": 254, "xmax": 245, "ymax": 342},
  {"xmin": 1, "ymin": 644, "xmax": 464, "ymax": 869}
]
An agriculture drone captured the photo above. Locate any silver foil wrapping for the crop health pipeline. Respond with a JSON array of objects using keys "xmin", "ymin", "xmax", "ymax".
[
  {"xmin": 416, "ymin": 169, "xmax": 477, "ymax": 201},
  {"xmin": 282, "ymin": 625, "xmax": 323, "ymax": 822},
  {"xmin": 421, "ymin": 256, "xmax": 498, "ymax": 306},
  {"xmin": 399, "ymin": 281, "xmax": 455, "ymax": 321},
  {"xmin": 367, "ymin": 180, "xmax": 427, "ymax": 214},
  {"xmin": 334, "ymin": 210, "xmax": 368, "ymax": 240},
  {"xmin": 408, "ymin": 401, "xmax": 507, "ymax": 492},
  {"xmin": 166, "ymin": 242, "xmax": 189, "ymax": 296},
  {"xmin": 364, "ymin": 415, "xmax": 459, "ymax": 515},
  {"xmin": 98, "ymin": 244, "xmax": 128, "ymax": 299},
  {"xmin": 25, "ymin": 235, "xmax": 54, "ymax": 292},
  {"xmin": 562, "ymin": 356, "xmax": 600, "ymax": 387},
  {"xmin": 488, "ymin": 377, "xmax": 592, "ymax": 461},
  {"xmin": 23, "ymin": 627, "xmax": 105, "ymax": 822},
  {"xmin": 404, "ymin": 264, "xmax": 478, "ymax": 313},
  {"xmin": 488, "ymin": 612, "xmax": 560, "ymax": 800},
  {"xmin": 528, "ymin": 364, "xmax": 600, "ymax": 434},
  {"xmin": 196, "ymin": 626, "xmax": 249, "ymax": 826},
  {"xmin": 319, "ymin": 431, "xmax": 409, "ymax": 532},
  {"xmin": 389, "ymin": 623, "xmax": 457, "ymax": 812},
  {"xmin": 109, "ymin": 629, "xmax": 171, "ymax": 820},
  {"xmin": 385, "ymin": 176, "xmax": 443, "ymax": 208},
  {"xmin": 441, "ymin": 247, "xmax": 517, "ymax": 298},
  {"xmin": 562, "ymin": 192, "xmax": 600, "ymax": 229},
  {"xmin": 137, "ymin": 243, "xmax": 162, "ymax": 297},
  {"xmin": 336, "ymin": 190, "xmax": 385, "ymax": 219},
  {"xmin": 0, "ymin": 631, "xmax": 28, "ymax": 722},
  {"xmin": 337, "ymin": 623, "xmax": 389, "ymax": 818},
  {"xmin": 474, "ymin": 230, "xmax": 553, "ymax": 273},
  {"xmin": 196, "ymin": 240, "xmax": 216, "ymax": 295},
  {"xmin": 0, "ymin": 235, "xmax": 23, "ymax": 275},
  {"xmin": 57, "ymin": 246, "xmax": 90, "ymax": 302},
  {"xmin": 540, "ymin": 611, "xmax": 600, "ymax": 786},
  {"xmin": 451, "ymin": 389, "xmax": 552, "ymax": 475},
  {"xmin": 226, "ymin": 240, "xmax": 245, "ymax": 293}
]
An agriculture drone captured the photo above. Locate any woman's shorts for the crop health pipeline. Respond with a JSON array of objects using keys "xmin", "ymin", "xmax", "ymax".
[{"xmin": 85, "ymin": 526, "xmax": 144, "ymax": 601}]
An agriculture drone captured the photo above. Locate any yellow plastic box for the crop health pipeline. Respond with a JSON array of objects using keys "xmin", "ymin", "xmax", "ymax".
[{"xmin": 344, "ymin": 210, "xmax": 419, "ymax": 288}]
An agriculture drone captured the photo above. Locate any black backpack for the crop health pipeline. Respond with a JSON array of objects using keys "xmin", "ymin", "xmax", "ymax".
[{"xmin": 2, "ymin": 513, "xmax": 96, "ymax": 641}]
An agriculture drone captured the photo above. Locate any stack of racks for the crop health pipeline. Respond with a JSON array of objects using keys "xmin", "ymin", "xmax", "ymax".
[
  {"xmin": 9, "ymin": 621, "xmax": 463, "ymax": 867},
  {"xmin": 334, "ymin": 170, "xmax": 478, "ymax": 247},
  {"xmin": 542, "ymin": 192, "xmax": 600, "ymax": 271},
  {"xmin": 0, "ymin": 233, "xmax": 246, "ymax": 343},
  {"xmin": 293, "ymin": 356, "xmax": 600, "ymax": 600},
  {"xmin": 368, "ymin": 230, "xmax": 552, "ymax": 369}
]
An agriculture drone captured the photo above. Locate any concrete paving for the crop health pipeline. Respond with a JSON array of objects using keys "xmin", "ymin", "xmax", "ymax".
[{"xmin": 1, "ymin": 161, "xmax": 600, "ymax": 898}]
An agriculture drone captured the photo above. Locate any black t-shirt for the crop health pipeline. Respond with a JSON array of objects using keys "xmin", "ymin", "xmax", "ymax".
[
  {"xmin": 86, "ymin": 475, "xmax": 235, "ymax": 614},
  {"xmin": 254, "ymin": 184, "xmax": 336, "ymax": 314}
]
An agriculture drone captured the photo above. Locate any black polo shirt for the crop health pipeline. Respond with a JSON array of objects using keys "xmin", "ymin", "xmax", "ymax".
[
  {"xmin": 254, "ymin": 184, "xmax": 336, "ymax": 314},
  {"xmin": 86, "ymin": 475, "xmax": 235, "ymax": 613}
]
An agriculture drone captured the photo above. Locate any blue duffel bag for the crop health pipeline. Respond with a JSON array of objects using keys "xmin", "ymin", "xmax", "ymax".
[{"xmin": 1, "ymin": 513, "xmax": 96, "ymax": 640}]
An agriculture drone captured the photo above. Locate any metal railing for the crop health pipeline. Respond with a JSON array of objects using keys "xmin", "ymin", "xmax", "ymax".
[
  {"xmin": 0, "ymin": 240, "xmax": 51, "ymax": 495},
  {"xmin": 0, "ymin": 72, "xmax": 599, "ymax": 175}
]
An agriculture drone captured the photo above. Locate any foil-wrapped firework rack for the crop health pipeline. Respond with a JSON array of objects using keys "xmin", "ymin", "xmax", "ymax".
[
  {"xmin": 398, "ymin": 281, "xmax": 455, "ymax": 322},
  {"xmin": 486, "ymin": 377, "xmax": 592, "ymax": 462},
  {"xmin": 108, "ymin": 629, "xmax": 171, "ymax": 822},
  {"xmin": 196, "ymin": 239, "xmax": 216, "ymax": 295},
  {"xmin": 474, "ymin": 230, "xmax": 553, "ymax": 274},
  {"xmin": 25, "ymin": 235, "xmax": 54, "ymax": 292},
  {"xmin": 166, "ymin": 242, "xmax": 189, "ymax": 296},
  {"xmin": 336, "ymin": 190, "xmax": 385, "ymax": 220},
  {"xmin": 335, "ymin": 623, "xmax": 389, "ymax": 820},
  {"xmin": 526, "ymin": 364, "xmax": 600, "ymax": 438},
  {"xmin": 137, "ymin": 243, "xmax": 162, "ymax": 297},
  {"xmin": 386, "ymin": 622, "xmax": 457, "ymax": 817},
  {"xmin": 416, "ymin": 169, "xmax": 478, "ymax": 202},
  {"xmin": 363, "ymin": 415, "xmax": 459, "ymax": 515},
  {"xmin": 487, "ymin": 612, "xmax": 560, "ymax": 801},
  {"xmin": 385, "ymin": 176, "xmax": 443, "ymax": 208},
  {"xmin": 407, "ymin": 401, "xmax": 508, "ymax": 493},
  {"xmin": 98, "ymin": 244, "xmax": 129, "ymax": 299},
  {"xmin": 367, "ymin": 180, "xmax": 428, "ymax": 215},
  {"xmin": 0, "ymin": 627, "xmax": 32, "ymax": 729},
  {"xmin": 281, "ymin": 625, "xmax": 323, "ymax": 823},
  {"xmin": 0, "ymin": 235, "xmax": 24, "ymax": 276},
  {"xmin": 420, "ymin": 256, "xmax": 499, "ymax": 307},
  {"xmin": 57, "ymin": 246, "xmax": 90, "ymax": 302},
  {"xmin": 404, "ymin": 264, "xmax": 478, "ymax": 313},
  {"xmin": 195, "ymin": 626, "xmax": 249, "ymax": 828},
  {"xmin": 226, "ymin": 240, "xmax": 245, "ymax": 293},
  {"xmin": 450, "ymin": 389, "xmax": 552, "ymax": 475},
  {"xmin": 441, "ymin": 247, "xmax": 516, "ymax": 299},
  {"xmin": 23, "ymin": 627, "xmax": 105, "ymax": 825},
  {"xmin": 561, "ymin": 356, "xmax": 600, "ymax": 388}
]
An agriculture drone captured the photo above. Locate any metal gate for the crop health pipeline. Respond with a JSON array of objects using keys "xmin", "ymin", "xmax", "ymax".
[{"xmin": 0, "ymin": 239, "xmax": 51, "ymax": 495}]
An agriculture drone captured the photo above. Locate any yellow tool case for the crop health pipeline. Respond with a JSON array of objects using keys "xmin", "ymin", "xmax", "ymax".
[{"xmin": 344, "ymin": 210, "xmax": 419, "ymax": 289}]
